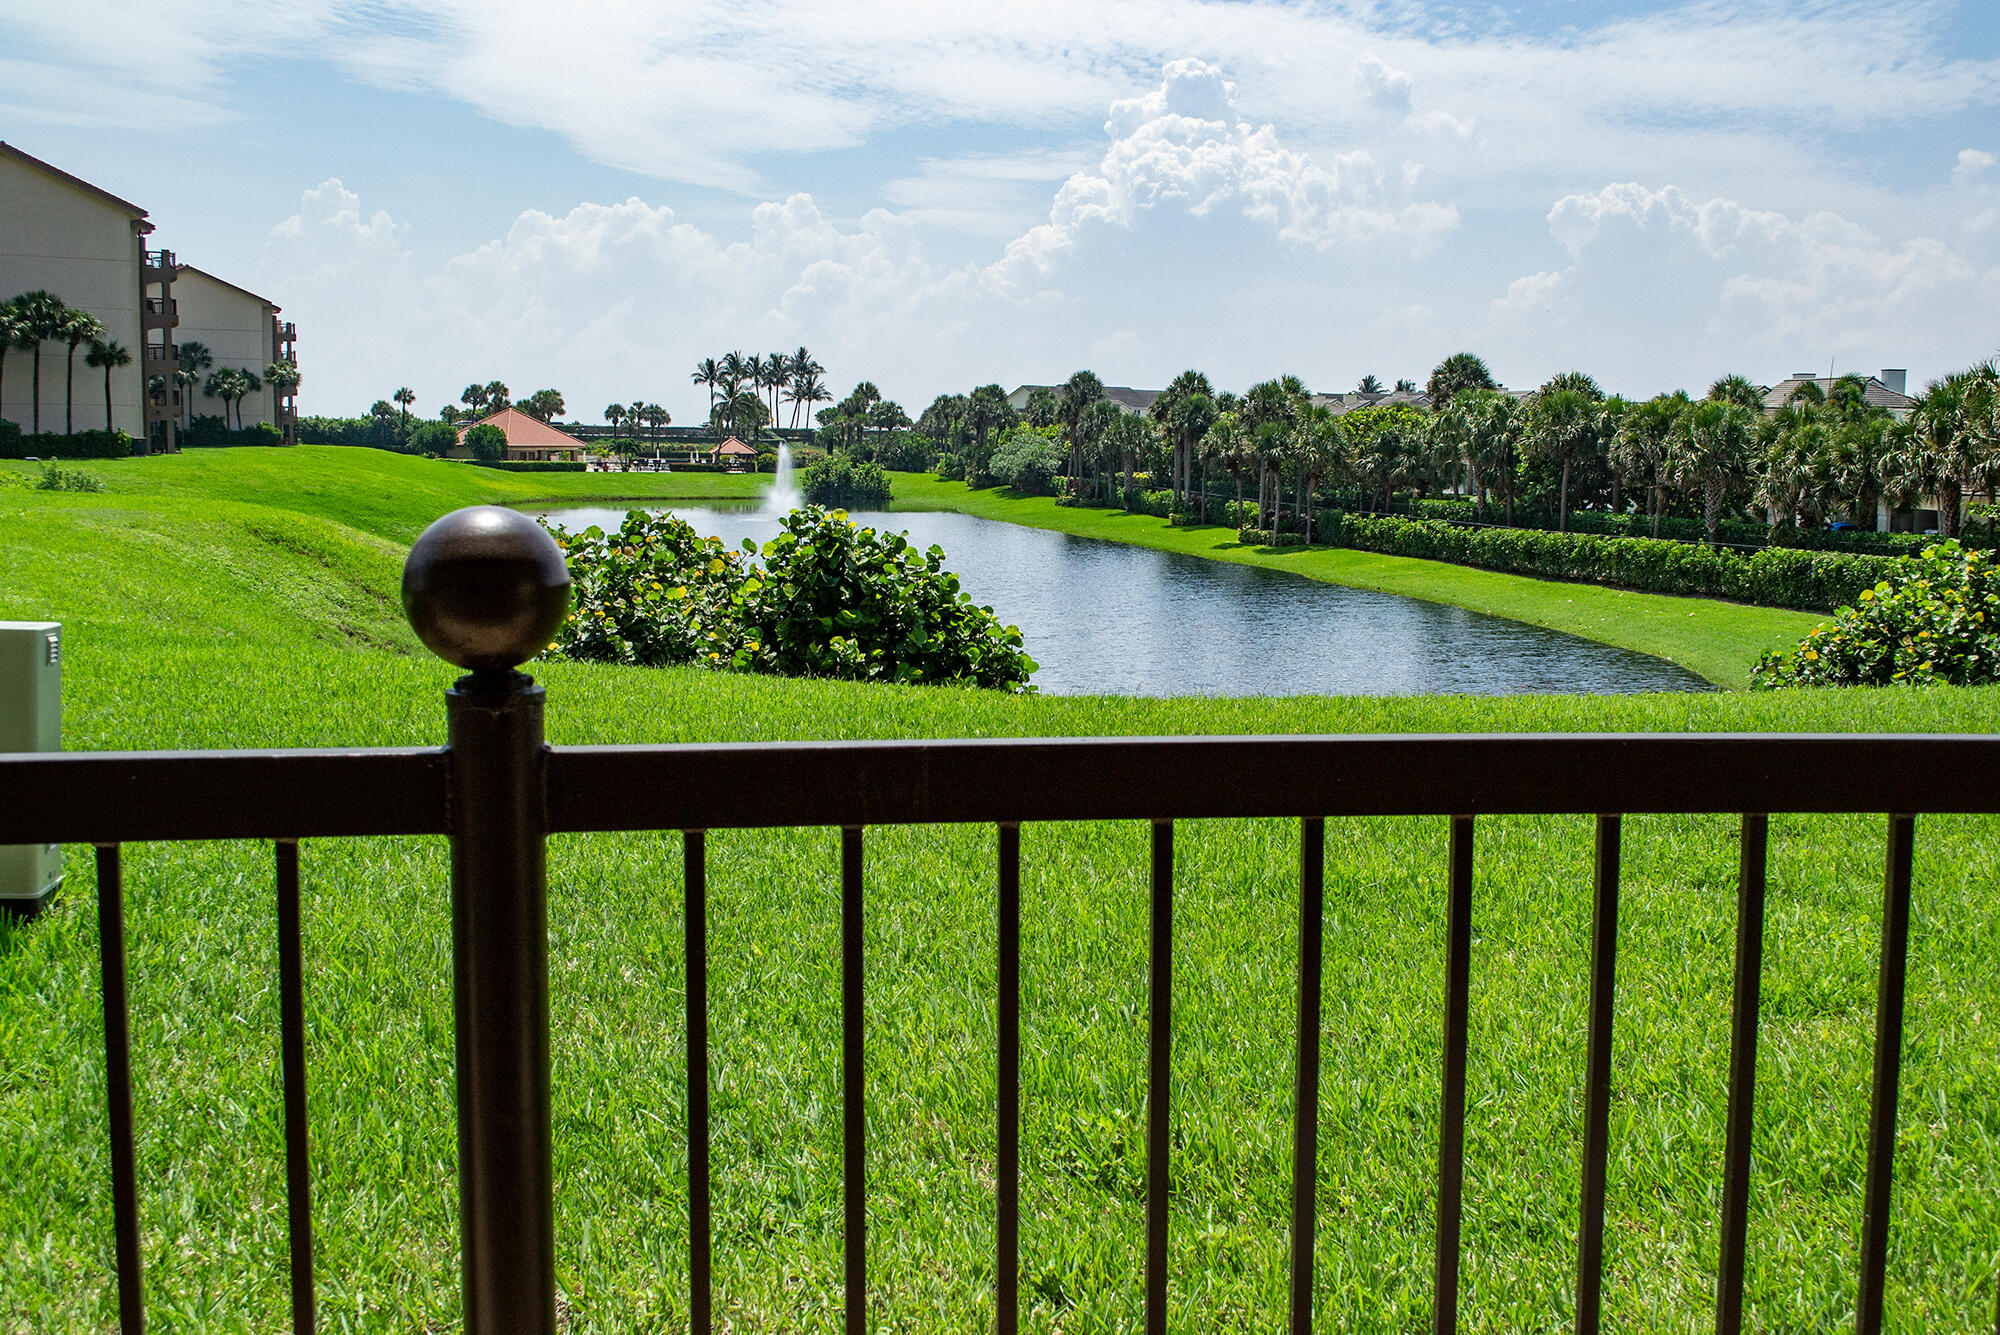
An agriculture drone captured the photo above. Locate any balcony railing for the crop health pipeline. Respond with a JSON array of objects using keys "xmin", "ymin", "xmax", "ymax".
[
  {"xmin": 141, "ymin": 297, "xmax": 177, "ymax": 322},
  {"xmin": 1, "ymin": 506, "xmax": 1994, "ymax": 1335}
]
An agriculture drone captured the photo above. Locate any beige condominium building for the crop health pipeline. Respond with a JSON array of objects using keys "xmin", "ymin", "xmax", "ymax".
[
  {"xmin": 2, "ymin": 143, "xmax": 299, "ymax": 452},
  {"xmin": 0, "ymin": 142, "xmax": 180, "ymax": 451},
  {"xmin": 175, "ymin": 265, "xmax": 298, "ymax": 441}
]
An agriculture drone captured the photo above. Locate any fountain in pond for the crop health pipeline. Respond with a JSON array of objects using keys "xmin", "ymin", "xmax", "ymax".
[{"xmin": 764, "ymin": 438, "xmax": 800, "ymax": 515}]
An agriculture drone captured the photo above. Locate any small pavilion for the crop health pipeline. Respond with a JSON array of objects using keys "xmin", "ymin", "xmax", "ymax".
[
  {"xmin": 454, "ymin": 407, "xmax": 585, "ymax": 462},
  {"xmin": 716, "ymin": 436, "xmax": 757, "ymax": 471}
]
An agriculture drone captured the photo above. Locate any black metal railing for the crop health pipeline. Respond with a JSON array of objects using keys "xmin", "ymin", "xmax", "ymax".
[{"xmin": 2, "ymin": 505, "xmax": 1995, "ymax": 1335}]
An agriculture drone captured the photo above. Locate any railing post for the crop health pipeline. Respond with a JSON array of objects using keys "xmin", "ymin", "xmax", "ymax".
[{"xmin": 403, "ymin": 506, "xmax": 572, "ymax": 1335}]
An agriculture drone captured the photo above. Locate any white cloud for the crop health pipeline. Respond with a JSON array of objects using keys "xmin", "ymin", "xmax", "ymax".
[
  {"xmin": 1491, "ymin": 176, "xmax": 2000, "ymax": 391},
  {"xmin": 1955, "ymin": 148, "xmax": 1997, "ymax": 190},
  {"xmin": 990, "ymin": 58, "xmax": 1458, "ymax": 291},
  {"xmin": 1357, "ymin": 54, "xmax": 1413, "ymax": 116}
]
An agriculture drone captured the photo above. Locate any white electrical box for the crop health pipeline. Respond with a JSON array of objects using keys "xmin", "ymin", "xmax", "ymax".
[{"xmin": 1, "ymin": 621, "xmax": 63, "ymax": 914}]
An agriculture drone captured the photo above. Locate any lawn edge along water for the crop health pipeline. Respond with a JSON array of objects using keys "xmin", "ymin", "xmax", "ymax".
[{"xmin": 887, "ymin": 473, "xmax": 1823, "ymax": 688}]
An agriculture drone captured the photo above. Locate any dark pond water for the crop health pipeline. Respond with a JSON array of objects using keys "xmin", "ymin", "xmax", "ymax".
[{"xmin": 542, "ymin": 505, "xmax": 1712, "ymax": 697}]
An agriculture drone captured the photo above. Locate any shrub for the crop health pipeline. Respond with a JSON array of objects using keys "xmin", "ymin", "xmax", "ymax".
[
  {"xmin": 465, "ymin": 423, "xmax": 507, "ymax": 462},
  {"xmin": 469, "ymin": 460, "xmax": 586, "ymax": 472},
  {"xmin": 35, "ymin": 463, "xmax": 103, "ymax": 492},
  {"xmin": 543, "ymin": 508, "xmax": 1036, "ymax": 691},
  {"xmin": 182, "ymin": 416, "xmax": 284, "ymax": 448},
  {"xmin": 1751, "ymin": 542, "xmax": 2000, "ymax": 687},
  {"xmin": 405, "ymin": 421, "xmax": 459, "ymax": 457},
  {"xmin": 738, "ymin": 507, "xmax": 1036, "ymax": 690},
  {"xmin": 0, "ymin": 428, "xmax": 133, "ymax": 460},
  {"xmin": 1317, "ymin": 512, "xmax": 1889, "ymax": 611},
  {"xmin": 800, "ymin": 456, "xmax": 892, "ymax": 508},
  {"xmin": 872, "ymin": 433, "xmax": 939, "ymax": 473},
  {"xmin": 933, "ymin": 452, "xmax": 967, "ymax": 482},
  {"xmin": 989, "ymin": 427, "xmax": 1063, "ymax": 496}
]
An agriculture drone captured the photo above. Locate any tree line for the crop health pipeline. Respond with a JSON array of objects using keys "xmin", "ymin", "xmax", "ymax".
[{"xmin": 893, "ymin": 354, "xmax": 2000, "ymax": 548}]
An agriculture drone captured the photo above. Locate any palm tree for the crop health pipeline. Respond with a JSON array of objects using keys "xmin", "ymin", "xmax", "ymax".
[
  {"xmin": 264, "ymin": 360, "xmax": 301, "ymax": 439},
  {"xmin": 1059, "ymin": 370, "xmax": 1106, "ymax": 493},
  {"xmin": 204, "ymin": 368, "xmax": 239, "ymax": 429},
  {"xmin": 1465, "ymin": 390, "xmax": 1525, "ymax": 525},
  {"xmin": 177, "ymin": 342, "xmax": 214, "ymax": 429},
  {"xmin": 483, "ymin": 381, "xmax": 510, "ymax": 413},
  {"xmin": 1672, "ymin": 399, "xmax": 1754, "ymax": 546},
  {"xmin": 393, "ymin": 386, "xmax": 416, "ymax": 434},
  {"xmin": 1294, "ymin": 405, "xmax": 1343, "ymax": 543},
  {"xmin": 0, "ymin": 301, "xmax": 23, "ymax": 421},
  {"xmin": 1425, "ymin": 351, "xmax": 1496, "ymax": 410},
  {"xmin": 604, "ymin": 403, "xmax": 626, "ymax": 439},
  {"xmin": 12, "ymin": 290, "xmax": 67, "ymax": 432},
  {"xmin": 718, "ymin": 351, "xmax": 750, "ymax": 402},
  {"xmin": 56, "ymin": 309, "xmax": 104, "ymax": 433},
  {"xmin": 1891, "ymin": 371, "xmax": 1988, "ymax": 538},
  {"xmin": 964, "ymin": 384, "xmax": 1017, "ymax": 473},
  {"xmin": 786, "ymin": 347, "xmax": 823, "ymax": 426},
  {"xmin": 1526, "ymin": 386, "xmax": 1599, "ymax": 532},
  {"xmin": 85, "ymin": 339, "xmax": 131, "ymax": 434},
  {"xmin": 1706, "ymin": 373, "xmax": 1765, "ymax": 413},
  {"xmin": 1356, "ymin": 373, "xmax": 1383, "ymax": 395},
  {"xmin": 1149, "ymin": 370, "xmax": 1216, "ymax": 503},
  {"xmin": 765, "ymin": 351, "xmax": 792, "ymax": 429},
  {"xmin": 1393, "ymin": 378, "xmax": 1418, "ymax": 394},
  {"xmin": 1429, "ymin": 394, "xmax": 1477, "ymax": 514},
  {"xmin": 746, "ymin": 354, "xmax": 771, "ymax": 423},
  {"xmin": 690, "ymin": 358, "xmax": 722, "ymax": 418},
  {"xmin": 1613, "ymin": 393, "xmax": 1688, "ymax": 537},
  {"xmin": 462, "ymin": 382, "xmax": 490, "ymax": 417}
]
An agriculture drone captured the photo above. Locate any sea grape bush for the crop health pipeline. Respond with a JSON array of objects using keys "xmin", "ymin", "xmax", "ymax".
[
  {"xmin": 544, "ymin": 507, "xmax": 1036, "ymax": 691},
  {"xmin": 739, "ymin": 506, "xmax": 1036, "ymax": 690},
  {"xmin": 1752, "ymin": 541, "xmax": 2000, "ymax": 687},
  {"xmin": 545, "ymin": 510, "xmax": 752, "ymax": 668},
  {"xmin": 800, "ymin": 455, "xmax": 893, "ymax": 508}
]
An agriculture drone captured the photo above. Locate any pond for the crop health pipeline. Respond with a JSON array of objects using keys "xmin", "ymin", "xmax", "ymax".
[{"xmin": 541, "ymin": 505, "xmax": 1714, "ymax": 697}]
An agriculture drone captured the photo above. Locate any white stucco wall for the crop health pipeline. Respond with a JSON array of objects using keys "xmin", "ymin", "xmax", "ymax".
[
  {"xmin": 0, "ymin": 155, "xmax": 148, "ymax": 436},
  {"xmin": 174, "ymin": 267, "xmax": 278, "ymax": 428}
]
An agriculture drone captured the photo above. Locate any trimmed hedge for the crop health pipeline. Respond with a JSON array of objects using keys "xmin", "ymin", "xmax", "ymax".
[
  {"xmin": 1318, "ymin": 512, "xmax": 1890, "ymax": 611},
  {"xmin": 182, "ymin": 417, "xmax": 284, "ymax": 448},
  {"xmin": 0, "ymin": 426, "xmax": 134, "ymax": 459},
  {"xmin": 469, "ymin": 459, "xmax": 587, "ymax": 472},
  {"xmin": 1399, "ymin": 496, "xmax": 1966, "ymax": 557}
]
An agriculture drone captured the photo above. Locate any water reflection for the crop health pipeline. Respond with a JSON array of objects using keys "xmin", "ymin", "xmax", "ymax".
[{"xmin": 541, "ymin": 505, "xmax": 1714, "ymax": 697}]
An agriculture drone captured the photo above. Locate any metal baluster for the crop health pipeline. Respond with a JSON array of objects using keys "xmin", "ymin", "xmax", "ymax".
[
  {"xmin": 275, "ymin": 840, "xmax": 315, "ymax": 1334},
  {"xmin": 843, "ymin": 826, "xmax": 866, "ymax": 1335},
  {"xmin": 1434, "ymin": 816, "xmax": 1475, "ymax": 1335},
  {"xmin": 1289, "ymin": 819, "xmax": 1325, "ymax": 1335},
  {"xmin": 684, "ymin": 831, "xmax": 710, "ymax": 1335},
  {"xmin": 1713, "ymin": 814, "xmax": 1767, "ymax": 1335},
  {"xmin": 1146, "ymin": 820, "xmax": 1174, "ymax": 1335},
  {"xmin": 1856, "ymin": 814, "xmax": 1915, "ymax": 1335},
  {"xmin": 997, "ymin": 824, "xmax": 1021, "ymax": 1335},
  {"xmin": 97, "ymin": 843, "xmax": 144, "ymax": 1333},
  {"xmin": 1575, "ymin": 815, "xmax": 1621, "ymax": 1335}
]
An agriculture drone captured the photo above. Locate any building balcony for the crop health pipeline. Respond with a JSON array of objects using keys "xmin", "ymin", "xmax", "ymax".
[
  {"xmin": 142, "ymin": 343, "xmax": 176, "ymax": 371},
  {"xmin": 142, "ymin": 297, "xmax": 179, "ymax": 328}
]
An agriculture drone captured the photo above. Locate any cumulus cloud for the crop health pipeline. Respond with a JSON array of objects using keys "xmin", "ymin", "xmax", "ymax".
[
  {"xmin": 991, "ymin": 58, "xmax": 1458, "ymax": 291},
  {"xmin": 1491, "ymin": 176, "xmax": 2000, "ymax": 391},
  {"xmin": 1955, "ymin": 148, "xmax": 1997, "ymax": 190},
  {"xmin": 1356, "ymin": 54, "xmax": 1413, "ymax": 115}
]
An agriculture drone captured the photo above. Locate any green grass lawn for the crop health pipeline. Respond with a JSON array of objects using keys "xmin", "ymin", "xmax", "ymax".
[
  {"xmin": 0, "ymin": 448, "xmax": 1995, "ymax": 1332},
  {"xmin": 888, "ymin": 474, "xmax": 1825, "ymax": 688}
]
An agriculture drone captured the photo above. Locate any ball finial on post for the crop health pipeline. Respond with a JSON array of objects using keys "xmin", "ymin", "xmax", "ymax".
[{"xmin": 402, "ymin": 506, "xmax": 571, "ymax": 678}]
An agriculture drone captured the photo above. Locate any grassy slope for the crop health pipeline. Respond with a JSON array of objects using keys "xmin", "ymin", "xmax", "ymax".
[
  {"xmin": 0, "ymin": 452, "xmax": 1995, "ymax": 1332},
  {"xmin": 889, "ymin": 474, "xmax": 1825, "ymax": 688}
]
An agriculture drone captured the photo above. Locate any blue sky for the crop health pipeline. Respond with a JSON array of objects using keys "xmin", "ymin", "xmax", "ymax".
[{"xmin": 4, "ymin": 0, "xmax": 1998, "ymax": 420}]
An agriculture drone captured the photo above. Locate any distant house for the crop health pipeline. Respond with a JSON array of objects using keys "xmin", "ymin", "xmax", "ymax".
[
  {"xmin": 1310, "ymin": 389, "xmax": 1437, "ymax": 415},
  {"xmin": 1760, "ymin": 369, "xmax": 1916, "ymax": 420},
  {"xmin": 1005, "ymin": 384, "xmax": 1162, "ymax": 415},
  {"xmin": 716, "ymin": 436, "xmax": 757, "ymax": 470},
  {"xmin": 455, "ymin": 407, "xmax": 586, "ymax": 462}
]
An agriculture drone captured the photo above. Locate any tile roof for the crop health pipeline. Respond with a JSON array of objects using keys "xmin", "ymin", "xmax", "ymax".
[
  {"xmin": 716, "ymin": 436, "xmax": 757, "ymax": 455},
  {"xmin": 1006, "ymin": 384, "xmax": 1162, "ymax": 414},
  {"xmin": 461, "ymin": 407, "xmax": 586, "ymax": 447},
  {"xmin": 1759, "ymin": 375, "xmax": 1917, "ymax": 415}
]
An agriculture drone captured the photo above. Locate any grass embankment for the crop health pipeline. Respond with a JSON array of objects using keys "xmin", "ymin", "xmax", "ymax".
[
  {"xmin": 0, "ymin": 449, "xmax": 1996, "ymax": 1332},
  {"xmin": 889, "ymin": 475, "xmax": 1823, "ymax": 687}
]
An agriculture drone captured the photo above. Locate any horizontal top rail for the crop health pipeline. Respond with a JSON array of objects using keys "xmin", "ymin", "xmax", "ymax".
[
  {"xmin": 5, "ymin": 734, "xmax": 1996, "ymax": 844},
  {"xmin": 0, "ymin": 748, "xmax": 447, "ymax": 843}
]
